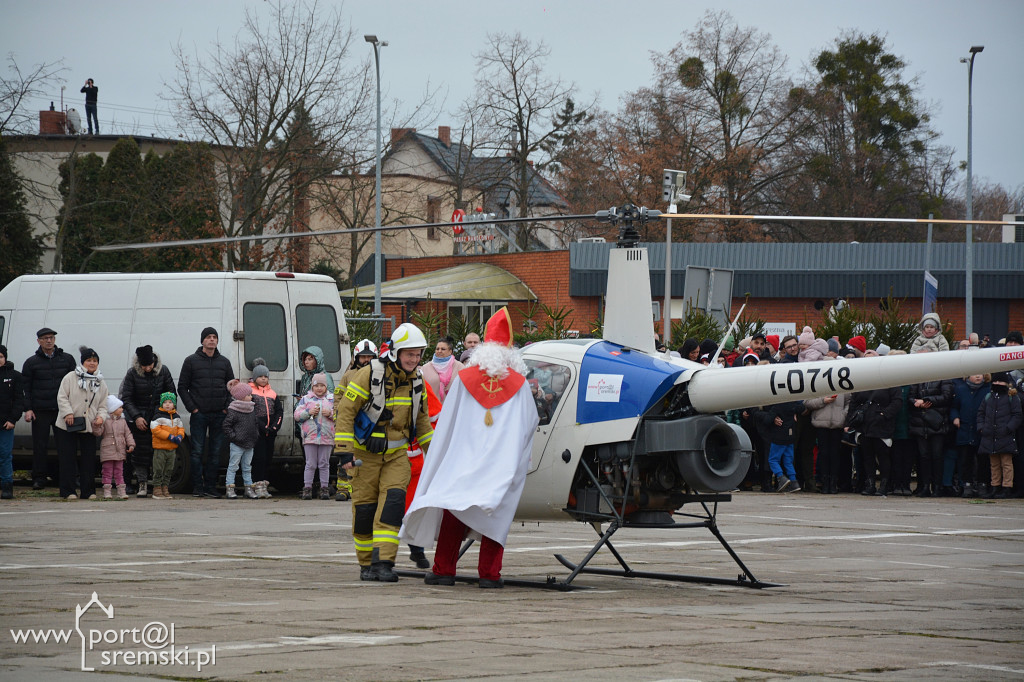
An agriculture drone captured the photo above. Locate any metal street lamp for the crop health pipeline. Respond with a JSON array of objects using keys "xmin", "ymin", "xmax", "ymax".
[
  {"xmin": 961, "ymin": 45, "xmax": 983, "ymax": 338},
  {"xmin": 365, "ymin": 34, "xmax": 387, "ymax": 315}
]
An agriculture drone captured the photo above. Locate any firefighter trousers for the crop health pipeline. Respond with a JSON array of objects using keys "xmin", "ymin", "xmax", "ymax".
[{"xmin": 350, "ymin": 449, "xmax": 411, "ymax": 565}]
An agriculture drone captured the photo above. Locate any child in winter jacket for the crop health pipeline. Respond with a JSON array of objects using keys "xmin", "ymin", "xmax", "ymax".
[
  {"xmin": 249, "ymin": 358, "xmax": 282, "ymax": 499},
  {"xmin": 294, "ymin": 372, "xmax": 334, "ymax": 500},
  {"xmin": 977, "ymin": 372, "xmax": 1023, "ymax": 498},
  {"xmin": 910, "ymin": 312, "xmax": 950, "ymax": 353},
  {"xmin": 757, "ymin": 400, "xmax": 802, "ymax": 493},
  {"xmin": 96, "ymin": 396, "xmax": 135, "ymax": 499},
  {"xmin": 223, "ymin": 380, "xmax": 259, "ymax": 499},
  {"xmin": 149, "ymin": 392, "xmax": 184, "ymax": 499}
]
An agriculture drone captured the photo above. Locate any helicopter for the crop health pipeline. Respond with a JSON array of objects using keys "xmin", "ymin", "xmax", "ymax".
[{"xmin": 94, "ymin": 205, "xmax": 1024, "ymax": 590}]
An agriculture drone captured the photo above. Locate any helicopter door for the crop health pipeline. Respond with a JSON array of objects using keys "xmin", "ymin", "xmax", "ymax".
[{"xmin": 523, "ymin": 358, "xmax": 575, "ymax": 473}]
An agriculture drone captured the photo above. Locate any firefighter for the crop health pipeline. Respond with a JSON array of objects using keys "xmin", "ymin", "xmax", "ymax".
[{"xmin": 336, "ymin": 323, "xmax": 433, "ymax": 582}]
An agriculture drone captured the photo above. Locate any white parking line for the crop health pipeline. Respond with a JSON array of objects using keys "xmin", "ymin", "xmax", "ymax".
[{"xmin": 217, "ymin": 633, "xmax": 400, "ymax": 651}]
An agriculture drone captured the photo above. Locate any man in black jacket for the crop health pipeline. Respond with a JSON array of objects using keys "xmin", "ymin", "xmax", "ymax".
[
  {"xmin": 21, "ymin": 328, "xmax": 77, "ymax": 489},
  {"xmin": 178, "ymin": 328, "xmax": 234, "ymax": 498}
]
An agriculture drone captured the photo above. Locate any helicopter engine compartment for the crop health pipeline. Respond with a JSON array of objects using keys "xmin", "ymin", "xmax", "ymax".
[{"xmin": 566, "ymin": 412, "xmax": 753, "ymax": 525}]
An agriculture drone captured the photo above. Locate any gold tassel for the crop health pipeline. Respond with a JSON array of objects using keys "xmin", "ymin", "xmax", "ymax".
[{"xmin": 484, "ymin": 409, "xmax": 493, "ymax": 426}]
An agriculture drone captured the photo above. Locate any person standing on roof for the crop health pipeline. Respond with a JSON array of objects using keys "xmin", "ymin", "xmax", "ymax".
[
  {"xmin": 335, "ymin": 324, "xmax": 433, "ymax": 582},
  {"xmin": 80, "ymin": 79, "xmax": 98, "ymax": 134}
]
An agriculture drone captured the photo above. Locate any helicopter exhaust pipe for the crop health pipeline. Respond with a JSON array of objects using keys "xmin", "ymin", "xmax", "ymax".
[{"xmin": 687, "ymin": 346, "xmax": 1024, "ymax": 414}]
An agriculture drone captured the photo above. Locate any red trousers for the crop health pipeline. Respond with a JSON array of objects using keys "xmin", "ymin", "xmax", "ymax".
[{"xmin": 432, "ymin": 510, "xmax": 504, "ymax": 581}]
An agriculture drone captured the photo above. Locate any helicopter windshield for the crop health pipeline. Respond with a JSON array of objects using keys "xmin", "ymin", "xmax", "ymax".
[{"xmin": 524, "ymin": 359, "xmax": 572, "ymax": 426}]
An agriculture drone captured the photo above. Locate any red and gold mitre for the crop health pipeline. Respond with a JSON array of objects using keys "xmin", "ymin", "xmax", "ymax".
[{"xmin": 484, "ymin": 306, "xmax": 513, "ymax": 347}]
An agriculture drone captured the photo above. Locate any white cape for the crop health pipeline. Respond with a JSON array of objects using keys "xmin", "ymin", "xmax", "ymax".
[{"xmin": 400, "ymin": 375, "xmax": 539, "ymax": 548}]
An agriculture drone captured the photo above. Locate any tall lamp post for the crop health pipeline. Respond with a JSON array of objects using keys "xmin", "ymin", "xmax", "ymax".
[
  {"xmin": 365, "ymin": 34, "xmax": 387, "ymax": 316},
  {"xmin": 961, "ymin": 45, "xmax": 983, "ymax": 338}
]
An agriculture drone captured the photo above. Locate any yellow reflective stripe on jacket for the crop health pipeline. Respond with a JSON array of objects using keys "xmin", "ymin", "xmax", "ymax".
[
  {"xmin": 373, "ymin": 530, "xmax": 400, "ymax": 545},
  {"xmin": 417, "ymin": 428, "xmax": 434, "ymax": 445},
  {"xmin": 385, "ymin": 397, "xmax": 412, "ymax": 407},
  {"xmin": 335, "ymin": 432, "xmax": 355, "ymax": 444},
  {"xmin": 345, "ymin": 383, "xmax": 370, "ymax": 401}
]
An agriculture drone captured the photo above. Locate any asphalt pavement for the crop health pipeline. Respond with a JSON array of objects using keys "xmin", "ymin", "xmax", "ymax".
[{"xmin": 1, "ymin": 490, "xmax": 1022, "ymax": 681}]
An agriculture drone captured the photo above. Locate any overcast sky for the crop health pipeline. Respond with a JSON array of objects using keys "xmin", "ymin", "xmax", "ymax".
[{"xmin": 4, "ymin": 0, "xmax": 1021, "ymax": 194}]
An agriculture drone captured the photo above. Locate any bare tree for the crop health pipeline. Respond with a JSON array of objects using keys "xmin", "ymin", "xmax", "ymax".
[
  {"xmin": 166, "ymin": 0, "xmax": 375, "ymax": 269},
  {"xmin": 1, "ymin": 54, "xmax": 67, "ymax": 135},
  {"xmin": 474, "ymin": 32, "xmax": 583, "ymax": 249},
  {"xmin": 653, "ymin": 10, "xmax": 806, "ymax": 241}
]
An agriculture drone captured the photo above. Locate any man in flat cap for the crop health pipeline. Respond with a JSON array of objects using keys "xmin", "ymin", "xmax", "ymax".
[{"xmin": 21, "ymin": 328, "xmax": 77, "ymax": 489}]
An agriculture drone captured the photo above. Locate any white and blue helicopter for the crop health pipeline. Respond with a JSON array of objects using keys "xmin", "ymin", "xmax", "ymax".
[{"xmin": 506, "ymin": 205, "xmax": 1024, "ymax": 589}]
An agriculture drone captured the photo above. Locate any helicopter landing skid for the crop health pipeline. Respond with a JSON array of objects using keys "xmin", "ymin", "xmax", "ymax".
[
  {"xmin": 551, "ymin": 499, "xmax": 785, "ymax": 590},
  {"xmin": 392, "ymin": 568, "xmax": 587, "ymax": 591}
]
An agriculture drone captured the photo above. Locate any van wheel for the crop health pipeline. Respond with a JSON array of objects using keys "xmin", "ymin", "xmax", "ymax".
[{"xmin": 168, "ymin": 441, "xmax": 193, "ymax": 494}]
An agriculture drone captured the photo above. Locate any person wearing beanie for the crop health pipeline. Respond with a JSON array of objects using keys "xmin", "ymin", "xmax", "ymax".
[
  {"xmin": 150, "ymin": 392, "xmax": 184, "ymax": 499},
  {"xmin": 94, "ymin": 395, "xmax": 135, "ymax": 499},
  {"xmin": 21, "ymin": 327, "xmax": 77, "ymax": 490},
  {"xmin": 799, "ymin": 337, "xmax": 830, "ymax": 363},
  {"xmin": 846, "ymin": 335, "xmax": 867, "ymax": 357},
  {"xmin": 295, "ymin": 372, "xmax": 335, "ymax": 500},
  {"xmin": 976, "ymin": 371, "xmax": 1022, "ymax": 498},
  {"xmin": 120, "ymin": 344, "xmax": 175, "ymax": 497},
  {"xmin": 876, "ymin": 343, "xmax": 891, "ymax": 356},
  {"xmin": 54, "ymin": 345, "xmax": 109, "ymax": 499},
  {"xmin": 741, "ymin": 351, "xmax": 760, "ymax": 366},
  {"xmin": 910, "ymin": 312, "xmax": 950, "ymax": 354},
  {"xmin": 798, "ymin": 326, "xmax": 815, "ymax": 348},
  {"xmin": 248, "ymin": 359, "xmax": 282, "ymax": 500},
  {"xmin": 178, "ymin": 328, "xmax": 234, "ymax": 498},
  {"xmin": 765, "ymin": 335, "xmax": 780, "ymax": 357},
  {"xmin": 827, "ymin": 338, "xmax": 842, "ymax": 358},
  {"xmin": 223, "ymin": 379, "xmax": 258, "ymax": 499},
  {"xmin": 201, "ymin": 327, "xmax": 218, "ymax": 343},
  {"xmin": 0, "ymin": 344, "xmax": 27, "ymax": 499}
]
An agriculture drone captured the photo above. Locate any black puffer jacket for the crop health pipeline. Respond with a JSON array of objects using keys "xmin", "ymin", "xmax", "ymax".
[
  {"xmin": 120, "ymin": 352, "xmax": 176, "ymax": 423},
  {"xmin": 21, "ymin": 346, "xmax": 77, "ymax": 412},
  {"xmin": 976, "ymin": 390, "xmax": 1022, "ymax": 455},
  {"xmin": 907, "ymin": 379, "xmax": 954, "ymax": 437},
  {"xmin": 178, "ymin": 347, "xmax": 234, "ymax": 413},
  {"xmin": 0, "ymin": 362, "xmax": 28, "ymax": 425},
  {"xmin": 846, "ymin": 387, "xmax": 902, "ymax": 439}
]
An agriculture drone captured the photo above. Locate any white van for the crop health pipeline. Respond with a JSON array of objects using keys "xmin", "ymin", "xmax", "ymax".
[{"xmin": 0, "ymin": 271, "xmax": 351, "ymax": 492}]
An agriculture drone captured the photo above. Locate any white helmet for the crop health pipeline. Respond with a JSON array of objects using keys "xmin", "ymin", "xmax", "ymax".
[
  {"xmin": 353, "ymin": 339, "xmax": 378, "ymax": 357},
  {"xmin": 388, "ymin": 323, "xmax": 427, "ymax": 361}
]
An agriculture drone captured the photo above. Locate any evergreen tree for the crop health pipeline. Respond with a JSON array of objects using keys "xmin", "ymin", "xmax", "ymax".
[
  {"xmin": 56, "ymin": 152, "xmax": 103, "ymax": 273},
  {"xmin": 0, "ymin": 141, "xmax": 44, "ymax": 287}
]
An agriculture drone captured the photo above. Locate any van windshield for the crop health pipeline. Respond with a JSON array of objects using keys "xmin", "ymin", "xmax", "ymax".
[{"xmin": 296, "ymin": 304, "xmax": 340, "ymax": 372}]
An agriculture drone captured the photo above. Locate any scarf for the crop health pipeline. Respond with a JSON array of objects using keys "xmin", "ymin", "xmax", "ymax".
[
  {"xmin": 432, "ymin": 355, "xmax": 455, "ymax": 400},
  {"xmin": 228, "ymin": 399, "xmax": 255, "ymax": 413},
  {"xmin": 75, "ymin": 365, "xmax": 104, "ymax": 393}
]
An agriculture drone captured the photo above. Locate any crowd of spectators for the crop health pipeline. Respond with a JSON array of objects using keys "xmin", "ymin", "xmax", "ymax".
[{"xmin": 703, "ymin": 317, "xmax": 1024, "ymax": 498}]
